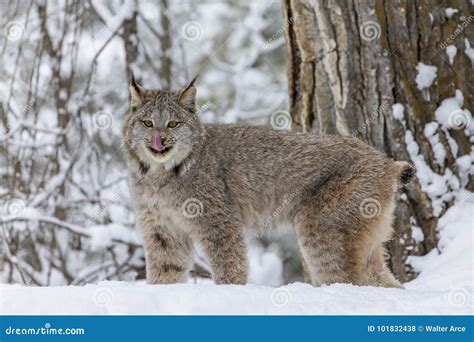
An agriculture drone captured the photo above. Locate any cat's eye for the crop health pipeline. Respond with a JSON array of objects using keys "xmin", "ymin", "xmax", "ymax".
[
  {"xmin": 167, "ymin": 121, "xmax": 179, "ymax": 128},
  {"xmin": 142, "ymin": 120, "xmax": 154, "ymax": 128}
]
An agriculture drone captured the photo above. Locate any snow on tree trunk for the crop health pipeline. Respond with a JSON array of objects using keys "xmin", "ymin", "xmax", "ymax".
[{"xmin": 283, "ymin": 0, "xmax": 473, "ymax": 282}]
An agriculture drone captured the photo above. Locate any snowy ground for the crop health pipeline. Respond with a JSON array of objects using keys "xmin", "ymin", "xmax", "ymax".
[
  {"xmin": 0, "ymin": 280, "xmax": 472, "ymax": 315},
  {"xmin": 1, "ymin": 192, "xmax": 472, "ymax": 315}
]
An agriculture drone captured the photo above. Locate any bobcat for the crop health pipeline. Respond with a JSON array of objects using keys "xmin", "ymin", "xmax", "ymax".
[{"xmin": 122, "ymin": 76, "xmax": 415, "ymax": 288}]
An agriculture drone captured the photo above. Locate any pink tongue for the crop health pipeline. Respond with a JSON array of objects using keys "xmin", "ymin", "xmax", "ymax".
[{"xmin": 150, "ymin": 132, "xmax": 165, "ymax": 152}]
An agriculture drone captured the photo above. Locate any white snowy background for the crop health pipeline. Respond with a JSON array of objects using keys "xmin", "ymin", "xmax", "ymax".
[{"xmin": 0, "ymin": 0, "xmax": 472, "ymax": 315}]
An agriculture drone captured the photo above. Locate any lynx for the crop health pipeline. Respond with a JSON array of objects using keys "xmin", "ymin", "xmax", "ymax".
[{"xmin": 122, "ymin": 76, "xmax": 415, "ymax": 288}]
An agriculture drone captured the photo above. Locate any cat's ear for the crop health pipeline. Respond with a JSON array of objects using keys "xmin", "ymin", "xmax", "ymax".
[
  {"xmin": 129, "ymin": 72, "xmax": 144, "ymax": 110},
  {"xmin": 178, "ymin": 75, "xmax": 198, "ymax": 112}
]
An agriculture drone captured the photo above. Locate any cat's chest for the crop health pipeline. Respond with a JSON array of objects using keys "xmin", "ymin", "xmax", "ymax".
[
  {"xmin": 133, "ymin": 178, "xmax": 176, "ymax": 211},
  {"xmin": 132, "ymin": 177, "xmax": 192, "ymax": 232}
]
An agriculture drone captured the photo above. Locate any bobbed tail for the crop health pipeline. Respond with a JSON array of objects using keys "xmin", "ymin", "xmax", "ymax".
[{"xmin": 394, "ymin": 161, "xmax": 416, "ymax": 185}]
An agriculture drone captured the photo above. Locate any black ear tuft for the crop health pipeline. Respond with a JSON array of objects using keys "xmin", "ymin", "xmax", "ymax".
[
  {"xmin": 130, "ymin": 71, "xmax": 137, "ymax": 86},
  {"xmin": 188, "ymin": 75, "xmax": 199, "ymax": 88},
  {"xmin": 129, "ymin": 72, "xmax": 144, "ymax": 110}
]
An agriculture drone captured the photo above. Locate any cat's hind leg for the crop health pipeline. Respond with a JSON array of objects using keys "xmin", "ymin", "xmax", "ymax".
[{"xmin": 293, "ymin": 176, "xmax": 400, "ymax": 288}]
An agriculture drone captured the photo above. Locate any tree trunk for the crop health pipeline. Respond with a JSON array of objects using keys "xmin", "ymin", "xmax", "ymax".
[
  {"xmin": 122, "ymin": 2, "xmax": 139, "ymax": 83},
  {"xmin": 158, "ymin": 0, "xmax": 172, "ymax": 89},
  {"xmin": 284, "ymin": 0, "xmax": 473, "ymax": 282}
]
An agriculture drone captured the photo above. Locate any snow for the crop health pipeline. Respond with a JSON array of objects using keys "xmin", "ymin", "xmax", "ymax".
[
  {"xmin": 415, "ymin": 63, "xmax": 437, "ymax": 92},
  {"xmin": 465, "ymin": 39, "xmax": 474, "ymax": 66},
  {"xmin": 88, "ymin": 223, "xmax": 140, "ymax": 251},
  {"xmin": 0, "ymin": 281, "xmax": 470, "ymax": 315},
  {"xmin": 411, "ymin": 226, "xmax": 424, "ymax": 244},
  {"xmin": 435, "ymin": 90, "xmax": 473, "ymax": 133},
  {"xmin": 415, "ymin": 63, "xmax": 438, "ymax": 101},
  {"xmin": 456, "ymin": 155, "xmax": 473, "ymax": 188},
  {"xmin": 423, "ymin": 121, "xmax": 438, "ymax": 137},
  {"xmin": 424, "ymin": 122, "xmax": 446, "ymax": 166},
  {"xmin": 446, "ymin": 45, "xmax": 457, "ymax": 65},
  {"xmin": 392, "ymin": 103, "xmax": 405, "ymax": 122},
  {"xmin": 407, "ymin": 190, "xmax": 473, "ymax": 293},
  {"xmin": 1, "ymin": 194, "xmax": 472, "ymax": 315},
  {"xmin": 444, "ymin": 8, "xmax": 459, "ymax": 19},
  {"xmin": 394, "ymin": 112, "xmax": 460, "ymax": 217},
  {"xmin": 248, "ymin": 242, "xmax": 284, "ymax": 286}
]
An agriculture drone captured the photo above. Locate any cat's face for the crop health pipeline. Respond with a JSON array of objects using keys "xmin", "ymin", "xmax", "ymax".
[{"xmin": 123, "ymin": 78, "xmax": 201, "ymax": 170}]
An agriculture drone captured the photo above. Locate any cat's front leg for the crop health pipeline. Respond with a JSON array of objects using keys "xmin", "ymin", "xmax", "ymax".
[
  {"xmin": 140, "ymin": 223, "xmax": 193, "ymax": 284},
  {"xmin": 194, "ymin": 219, "xmax": 248, "ymax": 285}
]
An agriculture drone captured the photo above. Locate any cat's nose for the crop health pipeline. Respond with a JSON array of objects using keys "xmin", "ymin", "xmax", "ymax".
[{"xmin": 150, "ymin": 132, "xmax": 166, "ymax": 152}]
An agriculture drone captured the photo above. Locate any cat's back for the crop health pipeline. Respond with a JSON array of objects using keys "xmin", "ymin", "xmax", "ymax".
[
  {"xmin": 204, "ymin": 123, "xmax": 327, "ymax": 149},
  {"xmin": 203, "ymin": 123, "xmax": 376, "ymax": 159},
  {"xmin": 200, "ymin": 123, "xmax": 392, "ymax": 184}
]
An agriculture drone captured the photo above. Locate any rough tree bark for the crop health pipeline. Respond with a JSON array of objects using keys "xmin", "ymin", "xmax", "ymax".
[
  {"xmin": 122, "ymin": 1, "xmax": 139, "ymax": 83},
  {"xmin": 158, "ymin": 0, "xmax": 172, "ymax": 89},
  {"xmin": 284, "ymin": 0, "xmax": 473, "ymax": 281}
]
